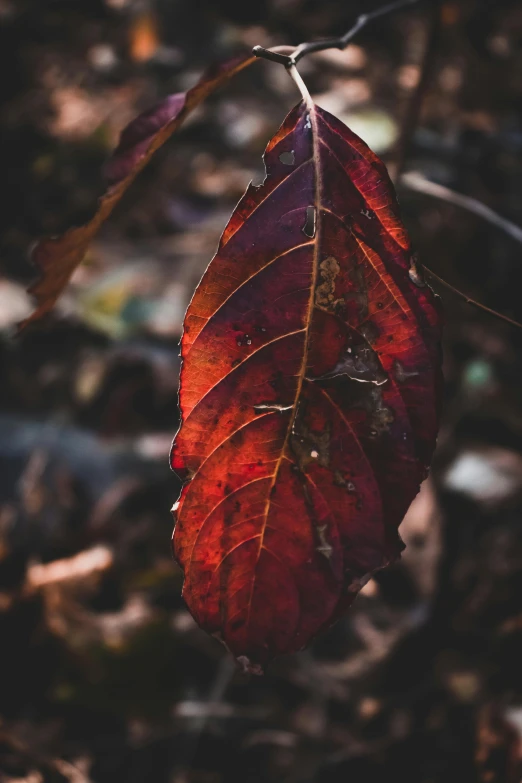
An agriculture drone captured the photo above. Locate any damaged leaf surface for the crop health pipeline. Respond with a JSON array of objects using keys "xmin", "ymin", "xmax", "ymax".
[{"xmin": 171, "ymin": 101, "xmax": 443, "ymax": 670}]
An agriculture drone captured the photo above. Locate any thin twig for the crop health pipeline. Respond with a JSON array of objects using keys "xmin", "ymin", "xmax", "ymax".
[
  {"xmin": 423, "ymin": 266, "xmax": 522, "ymax": 329},
  {"xmin": 401, "ymin": 172, "xmax": 522, "ymax": 328},
  {"xmin": 252, "ymin": 47, "xmax": 291, "ymax": 66},
  {"xmin": 254, "ymin": 0, "xmax": 423, "ymax": 67},
  {"xmin": 401, "ymin": 171, "xmax": 522, "ymax": 245}
]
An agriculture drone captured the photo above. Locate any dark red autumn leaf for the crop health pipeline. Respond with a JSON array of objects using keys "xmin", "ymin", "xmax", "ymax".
[
  {"xmin": 171, "ymin": 100, "xmax": 443, "ymax": 671},
  {"xmin": 20, "ymin": 53, "xmax": 255, "ymax": 330}
]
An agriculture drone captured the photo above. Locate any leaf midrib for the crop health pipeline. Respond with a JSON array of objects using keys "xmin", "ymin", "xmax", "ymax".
[{"xmin": 243, "ymin": 104, "xmax": 322, "ymax": 635}]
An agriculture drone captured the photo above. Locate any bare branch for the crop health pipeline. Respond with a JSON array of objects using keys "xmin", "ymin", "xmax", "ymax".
[
  {"xmin": 389, "ymin": 2, "xmax": 442, "ymax": 181},
  {"xmin": 252, "ymin": 46, "xmax": 290, "ymax": 65},
  {"xmin": 401, "ymin": 171, "xmax": 522, "ymax": 245},
  {"xmin": 254, "ymin": 0, "xmax": 424, "ymax": 67}
]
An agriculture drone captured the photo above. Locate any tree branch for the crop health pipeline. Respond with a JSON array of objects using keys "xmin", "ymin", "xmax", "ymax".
[
  {"xmin": 253, "ymin": 0, "xmax": 424, "ymax": 67},
  {"xmin": 400, "ymin": 171, "xmax": 522, "ymax": 245},
  {"xmin": 389, "ymin": 1, "xmax": 442, "ymax": 181}
]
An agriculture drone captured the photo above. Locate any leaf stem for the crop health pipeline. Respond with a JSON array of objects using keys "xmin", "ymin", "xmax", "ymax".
[{"xmin": 286, "ymin": 64, "xmax": 314, "ymax": 109}]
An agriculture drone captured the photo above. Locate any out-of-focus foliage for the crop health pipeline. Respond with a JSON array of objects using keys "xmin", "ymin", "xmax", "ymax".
[
  {"xmin": 0, "ymin": 1, "xmax": 521, "ymax": 782},
  {"xmin": 21, "ymin": 52, "xmax": 254, "ymax": 330}
]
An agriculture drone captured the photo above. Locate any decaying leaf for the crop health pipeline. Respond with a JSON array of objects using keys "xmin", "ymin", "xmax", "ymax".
[
  {"xmin": 20, "ymin": 53, "xmax": 255, "ymax": 330},
  {"xmin": 171, "ymin": 101, "xmax": 443, "ymax": 671}
]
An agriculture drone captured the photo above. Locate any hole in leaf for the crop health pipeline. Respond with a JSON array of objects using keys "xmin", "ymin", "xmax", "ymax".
[
  {"xmin": 303, "ymin": 206, "xmax": 316, "ymax": 237},
  {"xmin": 279, "ymin": 150, "xmax": 295, "ymax": 165}
]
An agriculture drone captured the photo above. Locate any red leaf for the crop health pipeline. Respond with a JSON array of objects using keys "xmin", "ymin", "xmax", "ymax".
[
  {"xmin": 20, "ymin": 53, "xmax": 255, "ymax": 330},
  {"xmin": 171, "ymin": 100, "xmax": 443, "ymax": 671}
]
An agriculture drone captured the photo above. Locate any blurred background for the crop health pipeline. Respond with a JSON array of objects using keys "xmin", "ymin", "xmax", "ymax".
[{"xmin": 0, "ymin": 0, "xmax": 522, "ymax": 781}]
